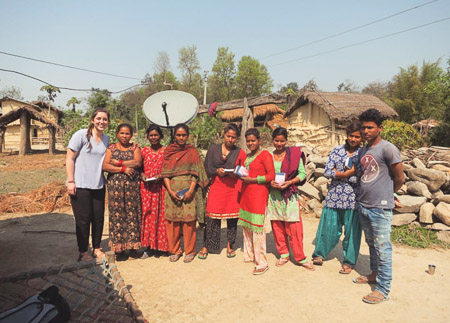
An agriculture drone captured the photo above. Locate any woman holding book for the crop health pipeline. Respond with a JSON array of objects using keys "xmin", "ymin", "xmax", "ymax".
[
  {"xmin": 268, "ymin": 127, "xmax": 314, "ymax": 270},
  {"xmin": 312, "ymin": 122, "xmax": 362, "ymax": 274},
  {"xmin": 198, "ymin": 124, "xmax": 246, "ymax": 260},
  {"xmin": 237, "ymin": 128, "xmax": 275, "ymax": 275},
  {"xmin": 161, "ymin": 123, "xmax": 208, "ymax": 263}
]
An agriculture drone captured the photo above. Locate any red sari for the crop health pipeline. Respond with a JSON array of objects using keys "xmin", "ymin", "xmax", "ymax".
[{"xmin": 140, "ymin": 146, "xmax": 168, "ymax": 251}]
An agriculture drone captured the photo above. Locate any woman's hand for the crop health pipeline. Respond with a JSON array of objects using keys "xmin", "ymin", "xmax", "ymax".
[
  {"xmin": 216, "ymin": 168, "xmax": 226, "ymax": 178},
  {"xmin": 67, "ymin": 182, "xmax": 76, "ymax": 195},
  {"xmin": 270, "ymin": 180, "xmax": 281, "ymax": 189},
  {"xmin": 140, "ymin": 173, "xmax": 148, "ymax": 181},
  {"xmin": 184, "ymin": 189, "xmax": 194, "ymax": 202},
  {"xmin": 169, "ymin": 190, "xmax": 182, "ymax": 202},
  {"xmin": 110, "ymin": 159, "xmax": 120, "ymax": 166},
  {"xmin": 240, "ymin": 176, "xmax": 256, "ymax": 184},
  {"xmin": 123, "ymin": 167, "xmax": 134, "ymax": 177},
  {"xmin": 279, "ymin": 180, "xmax": 292, "ymax": 190}
]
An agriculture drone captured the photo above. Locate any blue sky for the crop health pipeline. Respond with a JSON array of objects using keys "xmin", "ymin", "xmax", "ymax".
[{"xmin": 0, "ymin": 0, "xmax": 449, "ymax": 109}]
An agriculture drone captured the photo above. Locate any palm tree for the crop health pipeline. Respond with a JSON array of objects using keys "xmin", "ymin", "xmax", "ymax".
[{"xmin": 66, "ymin": 97, "xmax": 81, "ymax": 112}]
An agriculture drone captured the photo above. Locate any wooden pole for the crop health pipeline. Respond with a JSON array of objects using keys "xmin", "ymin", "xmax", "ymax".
[
  {"xmin": 48, "ymin": 125, "xmax": 56, "ymax": 154},
  {"xmin": 0, "ymin": 126, "xmax": 5, "ymax": 153},
  {"xmin": 240, "ymin": 97, "xmax": 254, "ymax": 152},
  {"xmin": 19, "ymin": 112, "xmax": 29, "ymax": 156}
]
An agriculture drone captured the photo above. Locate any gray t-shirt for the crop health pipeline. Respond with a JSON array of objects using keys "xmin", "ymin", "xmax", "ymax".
[
  {"xmin": 357, "ymin": 140, "xmax": 402, "ymax": 209},
  {"xmin": 68, "ymin": 129, "xmax": 109, "ymax": 189}
]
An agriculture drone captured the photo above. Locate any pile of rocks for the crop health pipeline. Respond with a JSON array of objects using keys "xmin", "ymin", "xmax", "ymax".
[{"xmin": 299, "ymin": 146, "xmax": 450, "ymax": 243}]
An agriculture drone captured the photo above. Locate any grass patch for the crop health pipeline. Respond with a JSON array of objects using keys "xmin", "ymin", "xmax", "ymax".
[
  {"xmin": 0, "ymin": 168, "xmax": 66, "ymax": 194},
  {"xmin": 391, "ymin": 225, "xmax": 450, "ymax": 249}
]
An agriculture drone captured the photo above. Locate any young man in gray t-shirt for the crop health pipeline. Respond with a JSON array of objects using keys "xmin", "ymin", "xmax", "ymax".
[{"xmin": 354, "ymin": 108, "xmax": 404, "ymax": 304}]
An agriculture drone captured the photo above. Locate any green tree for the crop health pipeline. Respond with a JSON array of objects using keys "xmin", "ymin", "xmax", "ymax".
[
  {"xmin": 87, "ymin": 88, "xmax": 112, "ymax": 112},
  {"xmin": 337, "ymin": 79, "xmax": 360, "ymax": 93},
  {"xmin": 66, "ymin": 97, "xmax": 81, "ymax": 112},
  {"xmin": 189, "ymin": 114, "xmax": 223, "ymax": 149},
  {"xmin": 381, "ymin": 119, "xmax": 424, "ymax": 150},
  {"xmin": 40, "ymin": 85, "xmax": 61, "ymax": 103},
  {"xmin": 178, "ymin": 45, "xmax": 202, "ymax": 99},
  {"xmin": 386, "ymin": 60, "xmax": 444, "ymax": 123},
  {"xmin": 209, "ymin": 47, "xmax": 236, "ymax": 102},
  {"xmin": 362, "ymin": 81, "xmax": 392, "ymax": 100},
  {"xmin": 234, "ymin": 56, "xmax": 272, "ymax": 98},
  {"xmin": 279, "ymin": 82, "xmax": 299, "ymax": 96},
  {"xmin": 0, "ymin": 85, "xmax": 23, "ymax": 100},
  {"xmin": 152, "ymin": 51, "xmax": 179, "ymax": 92}
]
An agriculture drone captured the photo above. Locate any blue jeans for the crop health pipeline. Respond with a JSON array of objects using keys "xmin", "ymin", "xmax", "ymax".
[{"xmin": 358, "ymin": 204, "xmax": 393, "ymax": 297}]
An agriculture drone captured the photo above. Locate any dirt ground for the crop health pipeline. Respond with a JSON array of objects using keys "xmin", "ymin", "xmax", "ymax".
[{"xmin": 1, "ymin": 211, "xmax": 449, "ymax": 323}]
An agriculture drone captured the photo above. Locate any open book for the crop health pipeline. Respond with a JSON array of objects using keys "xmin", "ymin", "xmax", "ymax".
[{"xmin": 234, "ymin": 165, "xmax": 249, "ymax": 177}]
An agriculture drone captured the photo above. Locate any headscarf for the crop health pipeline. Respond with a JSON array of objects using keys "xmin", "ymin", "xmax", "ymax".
[
  {"xmin": 204, "ymin": 144, "xmax": 241, "ymax": 178},
  {"xmin": 280, "ymin": 146, "xmax": 306, "ymax": 199}
]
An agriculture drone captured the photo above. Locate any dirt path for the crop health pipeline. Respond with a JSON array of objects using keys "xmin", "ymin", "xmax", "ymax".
[{"xmin": 1, "ymin": 212, "xmax": 449, "ymax": 322}]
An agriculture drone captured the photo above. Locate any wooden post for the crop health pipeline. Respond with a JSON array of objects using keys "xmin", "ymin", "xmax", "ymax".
[
  {"xmin": 48, "ymin": 126, "xmax": 56, "ymax": 154},
  {"xmin": 25, "ymin": 115, "xmax": 31, "ymax": 154},
  {"xmin": 331, "ymin": 118, "xmax": 336, "ymax": 146},
  {"xmin": 19, "ymin": 111, "xmax": 30, "ymax": 156},
  {"xmin": 240, "ymin": 97, "xmax": 254, "ymax": 152},
  {"xmin": 0, "ymin": 126, "xmax": 5, "ymax": 153}
]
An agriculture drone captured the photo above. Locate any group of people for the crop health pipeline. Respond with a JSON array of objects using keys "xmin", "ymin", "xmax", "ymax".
[{"xmin": 66, "ymin": 107, "xmax": 404, "ymax": 304}]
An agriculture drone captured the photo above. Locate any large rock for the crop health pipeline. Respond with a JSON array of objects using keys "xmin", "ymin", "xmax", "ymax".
[
  {"xmin": 435, "ymin": 195, "xmax": 450, "ymax": 204},
  {"xmin": 318, "ymin": 184, "xmax": 328, "ymax": 198},
  {"xmin": 313, "ymin": 168, "xmax": 325, "ymax": 178},
  {"xmin": 403, "ymin": 163, "xmax": 413, "ymax": 171},
  {"xmin": 412, "ymin": 158, "xmax": 426, "ymax": 169},
  {"xmin": 407, "ymin": 168, "xmax": 446, "ymax": 191},
  {"xmin": 433, "ymin": 202, "xmax": 450, "ymax": 226},
  {"xmin": 314, "ymin": 176, "xmax": 329, "ymax": 189},
  {"xmin": 432, "ymin": 164, "xmax": 450, "ymax": 174},
  {"xmin": 398, "ymin": 184, "xmax": 408, "ymax": 195},
  {"xmin": 299, "ymin": 182, "xmax": 321, "ymax": 200},
  {"xmin": 314, "ymin": 207, "xmax": 323, "ymax": 218},
  {"xmin": 395, "ymin": 195, "xmax": 427, "ymax": 213},
  {"xmin": 426, "ymin": 223, "xmax": 450, "ymax": 231},
  {"xmin": 308, "ymin": 155, "xmax": 328, "ymax": 168},
  {"xmin": 431, "ymin": 190, "xmax": 444, "ymax": 199},
  {"xmin": 307, "ymin": 198, "xmax": 322, "ymax": 211},
  {"xmin": 419, "ymin": 203, "xmax": 435, "ymax": 224},
  {"xmin": 391, "ymin": 213, "xmax": 417, "ymax": 226},
  {"xmin": 406, "ymin": 181, "xmax": 432, "ymax": 199},
  {"xmin": 436, "ymin": 231, "xmax": 450, "ymax": 243},
  {"xmin": 305, "ymin": 162, "xmax": 316, "ymax": 181}
]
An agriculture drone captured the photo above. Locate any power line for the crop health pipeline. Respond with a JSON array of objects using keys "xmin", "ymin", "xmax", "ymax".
[
  {"xmin": 259, "ymin": 0, "xmax": 439, "ymax": 60},
  {"xmin": 0, "ymin": 51, "xmax": 142, "ymax": 80},
  {"xmin": 268, "ymin": 17, "xmax": 450, "ymax": 67},
  {"xmin": 0, "ymin": 68, "xmax": 148, "ymax": 94}
]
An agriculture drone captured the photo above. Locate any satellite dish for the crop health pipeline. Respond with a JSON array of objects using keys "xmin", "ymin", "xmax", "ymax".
[{"xmin": 142, "ymin": 90, "xmax": 199, "ymax": 128}]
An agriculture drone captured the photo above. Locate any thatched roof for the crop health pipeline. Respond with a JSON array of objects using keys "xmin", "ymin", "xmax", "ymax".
[
  {"xmin": 285, "ymin": 91, "xmax": 398, "ymax": 121},
  {"xmin": 31, "ymin": 100, "xmax": 64, "ymax": 118},
  {"xmin": 198, "ymin": 93, "xmax": 287, "ymax": 114},
  {"xmin": 221, "ymin": 104, "xmax": 285, "ymax": 121},
  {"xmin": 0, "ymin": 105, "xmax": 60, "ymax": 129}
]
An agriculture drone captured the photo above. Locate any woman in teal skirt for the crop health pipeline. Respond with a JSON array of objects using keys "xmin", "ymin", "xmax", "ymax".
[{"xmin": 312, "ymin": 122, "xmax": 363, "ymax": 274}]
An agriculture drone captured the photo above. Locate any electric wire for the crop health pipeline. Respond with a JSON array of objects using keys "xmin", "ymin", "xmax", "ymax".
[
  {"xmin": 0, "ymin": 51, "xmax": 142, "ymax": 80},
  {"xmin": 268, "ymin": 17, "xmax": 450, "ymax": 67},
  {"xmin": 259, "ymin": 0, "xmax": 439, "ymax": 60},
  {"xmin": 0, "ymin": 68, "xmax": 148, "ymax": 94}
]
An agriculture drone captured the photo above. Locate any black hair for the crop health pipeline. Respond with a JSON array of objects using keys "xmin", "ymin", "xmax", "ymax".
[
  {"xmin": 224, "ymin": 123, "xmax": 241, "ymax": 137},
  {"xmin": 116, "ymin": 123, "xmax": 133, "ymax": 136},
  {"xmin": 345, "ymin": 122, "xmax": 362, "ymax": 134},
  {"xmin": 173, "ymin": 123, "xmax": 189, "ymax": 135},
  {"xmin": 146, "ymin": 124, "xmax": 163, "ymax": 138},
  {"xmin": 245, "ymin": 128, "xmax": 260, "ymax": 139},
  {"xmin": 272, "ymin": 127, "xmax": 288, "ymax": 139},
  {"xmin": 359, "ymin": 108, "xmax": 385, "ymax": 127}
]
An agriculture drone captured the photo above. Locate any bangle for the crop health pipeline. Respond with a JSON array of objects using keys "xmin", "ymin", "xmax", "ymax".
[
  {"xmin": 68, "ymin": 180, "xmax": 75, "ymax": 184},
  {"xmin": 117, "ymin": 160, "xmax": 124, "ymax": 167},
  {"xmin": 120, "ymin": 166, "xmax": 126, "ymax": 173}
]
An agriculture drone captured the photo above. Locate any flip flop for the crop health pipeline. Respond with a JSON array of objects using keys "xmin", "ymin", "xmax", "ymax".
[
  {"xmin": 252, "ymin": 267, "xmax": 269, "ymax": 275},
  {"xmin": 275, "ymin": 258, "xmax": 289, "ymax": 267},
  {"xmin": 362, "ymin": 292, "xmax": 390, "ymax": 304},
  {"xmin": 312, "ymin": 257, "xmax": 323, "ymax": 266},
  {"xmin": 197, "ymin": 251, "xmax": 208, "ymax": 260},
  {"xmin": 184, "ymin": 254, "xmax": 195, "ymax": 263},
  {"xmin": 339, "ymin": 264, "xmax": 353, "ymax": 274},
  {"xmin": 353, "ymin": 276, "xmax": 376, "ymax": 284},
  {"xmin": 300, "ymin": 261, "xmax": 315, "ymax": 271},
  {"xmin": 226, "ymin": 250, "xmax": 236, "ymax": 258},
  {"xmin": 169, "ymin": 254, "xmax": 182, "ymax": 262}
]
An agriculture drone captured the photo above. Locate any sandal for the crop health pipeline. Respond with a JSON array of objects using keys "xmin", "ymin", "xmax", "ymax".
[
  {"xmin": 300, "ymin": 261, "xmax": 315, "ymax": 271},
  {"xmin": 197, "ymin": 251, "xmax": 208, "ymax": 260},
  {"xmin": 339, "ymin": 264, "xmax": 353, "ymax": 274},
  {"xmin": 275, "ymin": 258, "xmax": 289, "ymax": 267},
  {"xmin": 312, "ymin": 257, "xmax": 323, "ymax": 266},
  {"xmin": 362, "ymin": 291, "xmax": 390, "ymax": 304},
  {"xmin": 169, "ymin": 254, "xmax": 182, "ymax": 262},
  {"xmin": 353, "ymin": 276, "xmax": 376, "ymax": 284},
  {"xmin": 226, "ymin": 250, "xmax": 236, "ymax": 258},
  {"xmin": 78, "ymin": 252, "xmax": 94, "ymax": 262},
  {"xmin": 184, "ymin": 254, "xmax": 195, "ymax": 263},
  {"xmin": 93, "ymin": 248, "xmax": 105, "ymax": 259},
  {"xmin": 252, "ymin": 267, "xmax": 269, "ymax": 275}
]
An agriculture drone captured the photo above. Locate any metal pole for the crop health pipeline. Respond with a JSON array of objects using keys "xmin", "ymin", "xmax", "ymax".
[{"xmin": 203, "ymin": 71, "xmax": 208, "ymax": 105}]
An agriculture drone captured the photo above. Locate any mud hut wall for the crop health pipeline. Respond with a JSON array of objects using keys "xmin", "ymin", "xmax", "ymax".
[{"xmin": 286, "ymin": 103, "xmax": 334, "ymax": 146}]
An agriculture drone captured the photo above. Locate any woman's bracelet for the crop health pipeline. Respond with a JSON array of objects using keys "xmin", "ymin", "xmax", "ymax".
[
  {"xmin": 67, "ymin": 180, "xmax": 75, "ymax": 184},
  {"xmin": 117, "ymin": 160, "xmax": 124, "ymax": 167},
  {"xmin": 120, "ymin": 166, "xmax": 126, "ymax": 173}
]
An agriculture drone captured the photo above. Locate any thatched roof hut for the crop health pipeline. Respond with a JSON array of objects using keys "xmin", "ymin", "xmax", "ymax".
[
  {"xmin": 285, "ymin": 91, "xmax": 398, "ymax": 147},
  {"xmin": 221, "ymin": 104, "xmax": 285, "ymax": 121}
]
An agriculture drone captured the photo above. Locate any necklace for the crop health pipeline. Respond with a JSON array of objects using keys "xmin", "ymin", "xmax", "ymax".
[{"xmin": 273, "ymin": 150, "xmax": 286, "ymax": 162}]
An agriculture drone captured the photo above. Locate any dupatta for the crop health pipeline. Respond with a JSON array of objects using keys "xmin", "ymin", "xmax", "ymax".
[
  {"xmin": 280, "ymin": 146, "xmax": 306, "ymax": 199},
  {"xmin": 204, "ymin": 144, "xmax": 241, "ymax": 178}
]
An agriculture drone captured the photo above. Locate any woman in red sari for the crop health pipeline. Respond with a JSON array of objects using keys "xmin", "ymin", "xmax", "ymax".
[
  {"xmin": 140, "ymin": 124, "xmax": 168, "ymax": 257},
  {"xmin": 198, "ymin": 124, "xmax": 246, "ymax": 260},
  {"xmin": 238, "ymin": 128, "xmax": 275, "ymax": 275}
]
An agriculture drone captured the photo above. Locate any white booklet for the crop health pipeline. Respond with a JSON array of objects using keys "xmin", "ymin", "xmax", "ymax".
[
  {"xmin": 224, "ymin": 168, "xmax": 235, "ymax": 173},
  {"xmin": 145, "ymin": 177, "xmax": 157, "ymax": 182},
  {"xmin": 275, "ymin": 172, "xmax": 286, "ymax": 185},
  {"xmin": 234, "ymin": 165, "xmax": 249, "ymax": 177}
]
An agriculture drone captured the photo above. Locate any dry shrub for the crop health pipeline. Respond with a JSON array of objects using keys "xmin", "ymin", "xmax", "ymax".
[{"xmin": 0, "ymin": 182, "xmax": 70, "ymax": 213}]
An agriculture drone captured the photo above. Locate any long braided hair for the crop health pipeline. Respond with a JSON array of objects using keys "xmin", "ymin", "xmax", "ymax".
[{"xmin": 86, "ymin": 108, "xmax": 110, "ymax": 149}]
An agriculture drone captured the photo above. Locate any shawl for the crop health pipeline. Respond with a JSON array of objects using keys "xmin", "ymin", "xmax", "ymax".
[
  {"xmin": 161, "ymin": 143, "xmax": 209, "ymax": 223},
  {"xmin": 280, "ymin": 146, "xmax": 306, "ymax": 199},
  {"xmin": 204, "ymin": 144, "xmax": 242, "ymax": 178}
]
